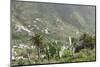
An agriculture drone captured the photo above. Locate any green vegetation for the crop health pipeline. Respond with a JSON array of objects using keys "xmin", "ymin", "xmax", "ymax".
[{"xmin": 12, "ymin": 32, "xmax": 96, "ymax": 66}]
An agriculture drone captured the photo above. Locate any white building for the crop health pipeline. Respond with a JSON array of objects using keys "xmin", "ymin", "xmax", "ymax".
[{"xmin": 44, "ymin": 28, "xmax": 49, "ymax": 34}]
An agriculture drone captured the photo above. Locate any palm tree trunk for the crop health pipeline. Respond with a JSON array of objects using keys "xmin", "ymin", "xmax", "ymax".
[
  {"xmin": 27, "ymin": 54, "xmax": 31, "ymax": 64},
  {"xmin": 37, "ymin": 46, "xmax": 40, "ymax": 60}
]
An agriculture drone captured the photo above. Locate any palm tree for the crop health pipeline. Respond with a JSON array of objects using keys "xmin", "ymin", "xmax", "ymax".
[{"xmin": 31, "ymin": 33, "xmax": 44, "ymax": 60}]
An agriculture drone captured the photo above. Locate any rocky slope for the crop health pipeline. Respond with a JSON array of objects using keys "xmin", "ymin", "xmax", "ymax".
[{"xmin": 11, "ymin": 1, "xmax": 96, "ymax": 44}]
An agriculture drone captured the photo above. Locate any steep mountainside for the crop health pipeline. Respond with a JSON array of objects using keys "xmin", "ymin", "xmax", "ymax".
[{"xmin": 11, "ymin": 1, "xmax": 95, "ymax": 44}]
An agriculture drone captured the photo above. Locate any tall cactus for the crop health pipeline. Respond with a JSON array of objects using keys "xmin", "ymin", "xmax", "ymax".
[{"xmin": 68, "ymin": 36, "xmax": 77, "ymax": 56}]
